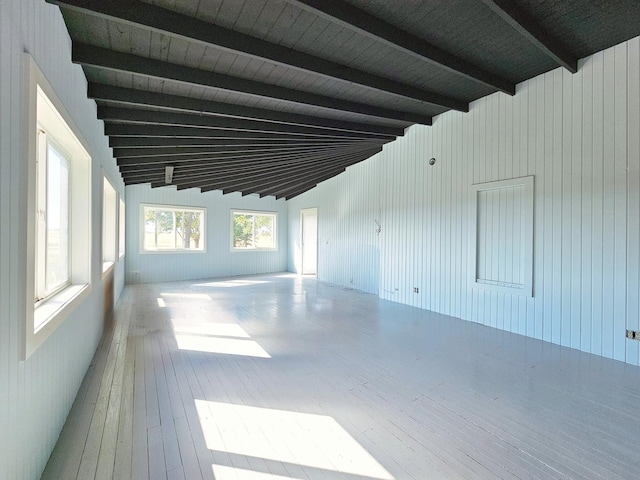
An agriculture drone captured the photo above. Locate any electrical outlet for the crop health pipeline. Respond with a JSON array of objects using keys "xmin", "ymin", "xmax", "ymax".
[{"xmin": 413, "ymin": 287, "xmax": 419, "ymax": 293}]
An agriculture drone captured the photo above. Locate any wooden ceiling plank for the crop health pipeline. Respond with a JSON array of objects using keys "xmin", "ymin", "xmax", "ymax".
[
  {"xmin": 119, "ymin": 143, "xmax": 378, "ymax": 172},
  {"xmin": 109, "ymin": 136, "xmax": 377, "ymax": 148},
  {"xmin": 244, "ymin": 150, "xmax": 377, "ymax": 196},
  {"xmin": 74, "ymin": 42, "xmax": 434, "ymax": 124},
  {"xmin": 104, "ymin": 123, "xmax": 387, "ymax": 140},
  {"xmin": 285, "ymin": 0, "xmax": 515, "ymax": 94},
  {"xmin": 97, "ymin": 106, "xmax": 404, "ymax": 138},
  {"xmin": 89, "ymin": 83, "xmax": 409, "ymax": 135},
  {"xmin": 219, "ymin": 150, "xmax": 378, "ymax": 193},
  {"xmin": 113, "ymin": 142, "xmax": 378, "ymax": 159},
  {"xmin": 479, "ymin": 0, "xmax": 577, "ymax": 73},
  {"xmin": 47, "ymin": 0, "xmax": 466, "ymax": 110},
  {"xmin": 120, "ymin": 144, "xmax": 379, "ymax": 181},
  {"xmin": 179, "ymin": 149, "xmax": 377, "ymax": 191}
]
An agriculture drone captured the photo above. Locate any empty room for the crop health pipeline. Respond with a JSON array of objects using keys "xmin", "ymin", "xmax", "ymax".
[{"xmin": 2, "ymin": 0, "xmax": 640, "ymax": 479}]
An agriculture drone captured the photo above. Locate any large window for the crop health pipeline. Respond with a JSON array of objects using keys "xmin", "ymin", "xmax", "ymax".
[
  {"xmin": 25, "ymin": 55, "xmax": 92, "ymax": 359},
  {"xmin": 103, "ymin": 177, "xmax": 117, "ymax": 272},
  {"xmin": 142, "ymin": 204, "xmax": 205, "ymax": 252},
  {"xmin": 35, "ymin": 137, "xmax": 70, "ymax": 300},
  {"xmin": 231, "ymin": 210, "xmax": 277, "ymax": 251},
  {"xmin": 119, "ymin": 198, "xmax": 126, "ymax": 259}
]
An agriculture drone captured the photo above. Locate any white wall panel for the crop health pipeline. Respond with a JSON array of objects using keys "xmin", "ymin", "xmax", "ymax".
[
  {"xmin": 0, "ymin": 1, "xmax": 125, "ymax": 478},
  {"xmin": 125, "ymin": 184, "xmax": 288, "ymax": 283},
  {"xmin": 288, "ymin": 37, "xmax": 640, "ymax": 366}
]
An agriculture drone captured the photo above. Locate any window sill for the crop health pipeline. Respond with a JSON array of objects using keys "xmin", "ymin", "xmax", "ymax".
[
  {"xmin": 34, "ymin": 283, "xmax": 91, "ymax": 334},
  {"xmin": 102, "ymin": 261, "xmax": 115, "ymax": 277},
  {"xmin": 140, "ymin": 249, "xmax": 206, "ymax": 255},
  {"xmin": 231, "ymin": 248, "xmax": 278, "ymax": 253}
]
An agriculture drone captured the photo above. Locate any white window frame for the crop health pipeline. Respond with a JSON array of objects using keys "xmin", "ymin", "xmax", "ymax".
[
  {"xmin": 34, "ymin": 134, "xmax": 71, "ymax": 301},
  {"xmin": 140, "ymin": 203, "xmax": 206, "ymax": 253},
  {"xmin": 24, "ymin": 54, "xmax": 92, "ymax": 359},
  {"xmin": 230, "ymin": 210, "xmax": 278, "ymax": 252},
  {"xmin": 119, "ymin": 197, "xmax": 126, "ymax": 260},
  {"xmin": 102, "ymin": 176, "xmax": 117, "ymax": 274}
]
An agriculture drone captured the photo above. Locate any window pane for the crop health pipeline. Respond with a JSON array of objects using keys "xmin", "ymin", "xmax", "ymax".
[
  {"xmin": 143, "ymin": 205, "xmax": 205, "ymax": 251},
  {"xmin": 119, "ymin": 199, "xmax": 125, "ymax": 257},
  {"xmin": 45, "ymin": 145, "xmax": 69, "ymax": 292},
  {"xmin": 255, "ymin": 215, "xmax": 274, "ymax": 248},
  {"xmin": 233, "ymin": 213, "xmax": 254, "ymax": 248},
  {"xmin": 176, "ymin": 211, "xmax": 202, "ymax": 249}
]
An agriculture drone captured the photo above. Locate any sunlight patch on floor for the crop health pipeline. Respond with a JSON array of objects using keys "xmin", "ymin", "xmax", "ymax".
[
  {"xmin": 196, "ymin": 400, "xmax": 394, "ymax": 480},
  {"xmin": 212, "ymin": 465, "xmax": 304, "ymax": 480},
  {"xmin": 176, "ymin": 335, "xmax": 271, "ymax": 358},
  {"xmin": 160, "ymin": 292, "xmax": 212, "ymax": 300},
  {"xmin": 192, "ymin": 279, "xmax": 270, "ymax": 287},
  {"xmin": 172, "ymin": 322, "xmax": 250, "ymax": 338}
]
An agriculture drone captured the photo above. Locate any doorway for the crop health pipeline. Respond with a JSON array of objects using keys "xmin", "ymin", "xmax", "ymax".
[{"xmin": 301, "ymin": 208, "xmax": 318, "ymax": 275}]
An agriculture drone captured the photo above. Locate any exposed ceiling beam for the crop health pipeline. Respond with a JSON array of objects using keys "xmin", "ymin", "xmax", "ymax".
[
  {"xmin": 116, "ymin": 142, "xmax": 375, "ymax": 167},
  {"xmin": 205, "ymin": 162, "xmax": 348, "ymax": 194},
  {"xmin": 479, "ymin": 0, "xmax": 577, "ymax": 73},
  {"xmin": 112, "ymin": 142, "xmax": 376, "ymax": 159},
  {"xmin": 97, "ymin": 106, "xmax": 404, "ymax": 139},
  {"xmin": 121, "ymin": 145, "xmax": 379, "ymax": 182},
  {"xmin": 259, "ymin": 163, "xmax": 361, "ymax": 198},
  {"xmin": 89, "ymin": 84, "xmax": 406, "ymax": 135},
  {"xmin": 75, "ymin": 43, "xmax": 436, "ymax": 123},
  {"xmin": 200, "ymin": 157, "xmax": 357, "ymax": 194},
  {"xmin": 119, "ymin": 149, "xmax": 373, "ymax": 178},
  {"xmin": 104, "ymin": 124, "xmax": 389, "ymax": 141},
  {"xmin": 141, "ymin": 146, "xmax": 382, "ymax": 188},
  {"xmin": 179, "ymin": 149, "xmax": 378, "ymax": 192},
  {"xmin": 119, "ymin": 143, "xmax": 378, "ymax": 173},
  {"xmin": 48, "ymin": 0, "xmax": 467, "ymax": 111},
  {"xmin": 109, "ymin": 136, "xmax": 377, "ymax": 148},
  {"xmin": 285, "ymin": 0, "xmax": 515, "ymax": 95}
]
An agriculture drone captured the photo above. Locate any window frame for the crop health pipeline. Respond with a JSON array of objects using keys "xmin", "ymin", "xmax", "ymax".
[
  {"xmin": 34, "ymin": 134, "xmax": 72, "ymax": 302},
  {"xmin": 140, "ymin": 203, "xmax": 207, "ymax": 254},
  {"xmin": 119, "ymin": 197, "xmax": 126, "ymax": 260},
  {"xmin": 24, "ymin": 54, "xmax": 93, "ymax": 359},
  {"xmin": 230, "ymin": 209, "xmax": 278, "ymax": 252},
  {"xmin": 102, "ymin": 176, "xmax": 117, "ymax": 274}
]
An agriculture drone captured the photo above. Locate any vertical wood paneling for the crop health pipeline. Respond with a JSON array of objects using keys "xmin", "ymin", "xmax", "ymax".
[
  {"xmin": 627, "ymin": 37, "xmax": 640, "ymax": 365},
  {"xmin": 288, "ymin": 37, "xmax": 640, "ymax": 366},
  {"xmin": 0, "ymin": 1, "xmax": 125, "ymax": 478}
]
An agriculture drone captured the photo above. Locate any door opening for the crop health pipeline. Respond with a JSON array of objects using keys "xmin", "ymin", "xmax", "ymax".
[{"xmin": 301, "ymin": 208, "xmax": 318, "ymax": 275}]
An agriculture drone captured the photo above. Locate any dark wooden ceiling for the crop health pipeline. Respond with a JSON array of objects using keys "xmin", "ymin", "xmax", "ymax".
[{"xmin": 46, "ymin": 0, "xmax": 640, "ymax": 199}]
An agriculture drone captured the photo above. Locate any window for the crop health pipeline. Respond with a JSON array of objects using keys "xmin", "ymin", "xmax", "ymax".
[
  {"xmin": 103, "ymin": 177, "xmax": 117, "ymax": 272},
  {"xmin": 24, "ymin": 54, "xmax": 92, "ymax": 359},
  {"xmin": 119, "ymin": 198, "xmax": 126, "ymax": 259},
  {"xmin": 231, "ymin": 210, "xmax": 277, "ymax": 251},
  {"xmin": 142, "ymin": 204, "xmax": 205, "ymax": 252},
  {"xmin": 35, "ymin": 137, "xmax": 70, "ymax": 300},
  {"xmin": 471, "ymin": 176, "xmax": 534, "ymax": 297}
]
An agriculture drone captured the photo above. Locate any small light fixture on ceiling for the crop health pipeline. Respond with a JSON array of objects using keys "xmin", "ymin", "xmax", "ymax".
[
  {"xmin": 165, "ymin": 165, "xmax": 174, "ymax": 184},
  {"xmin": 428, "ymin": 157, "xmax": 436, "ymax": 166}
]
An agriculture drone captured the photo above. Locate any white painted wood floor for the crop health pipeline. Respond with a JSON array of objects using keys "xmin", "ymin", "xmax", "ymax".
[{"xmin": 42, "ymin": 274, "xmax": 640, "ymax": 480}]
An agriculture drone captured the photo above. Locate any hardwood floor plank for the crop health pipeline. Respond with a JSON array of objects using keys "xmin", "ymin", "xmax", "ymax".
[{"xmin": 42, "ymin": 274, "xmax": 640, "ymax": 480}]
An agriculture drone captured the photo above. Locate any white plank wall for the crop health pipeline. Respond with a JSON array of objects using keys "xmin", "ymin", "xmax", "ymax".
[
  {"xmin": 0, "ymin": 1, "xmax": 125, "ymax": 479},
  {"xmin": 289, "ymin": 37, "xmax": 640, "ymax": 366},
  {"xmin": 125, "ymin": 184, "xmax": 288, "ymax": 284}
]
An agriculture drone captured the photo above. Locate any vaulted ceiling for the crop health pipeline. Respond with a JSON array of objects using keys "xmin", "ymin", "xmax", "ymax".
[{"xmin": 47, "ymin": 0, "xmax": 640, "ymax": 199}]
